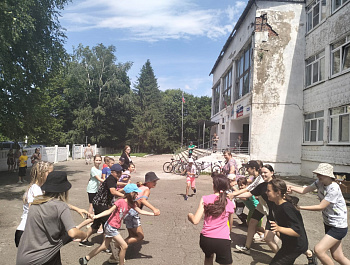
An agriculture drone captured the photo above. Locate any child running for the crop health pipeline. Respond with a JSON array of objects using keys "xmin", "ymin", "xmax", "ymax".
[
  {"xmin": 289, "ymin": 163, "xmax": 350, "ymax": 265},
  {"xmin": 124, "ymin": 172, "xmax": 160, "ymax": 247},
  {"xmin": 185, "ymin": 158, "xmax": 197, "ymax": 201},
  {"xmin": 87, "ymin": 154, "xmax": 103, "ymax": 215},
  {"xmin": 117, "ymin": 163, "xmax": 135, "ymax": 190},
  {"xmin": 79, "ymin": 183, "xmax": 156, "ymax": 265},
  {"xmin": 267, "ymin": 178, "xmax": 311, "ymax": 265},
  {"xmin": 188, "ymin": 174, "xmax": 235, "ymax": 265}
]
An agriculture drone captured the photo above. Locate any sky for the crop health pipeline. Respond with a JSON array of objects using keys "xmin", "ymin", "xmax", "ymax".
[{"xmin": 59, "ymin": 0, "xmax": 248, "ymax": 97}]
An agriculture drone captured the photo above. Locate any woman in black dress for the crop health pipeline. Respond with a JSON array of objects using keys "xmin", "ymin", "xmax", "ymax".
[{"xmin": 120, "ymin": 145, "xmax": 132, "ymax": 170}]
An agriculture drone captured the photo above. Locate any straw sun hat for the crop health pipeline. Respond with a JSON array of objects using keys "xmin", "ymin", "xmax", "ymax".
[{"xmin": 313, "ymin": 163, "xmax": 335, "ymax": 179}]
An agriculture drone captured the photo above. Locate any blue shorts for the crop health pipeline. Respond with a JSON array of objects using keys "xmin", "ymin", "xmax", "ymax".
[
  {"xmin": 123, "ymin": 208, "xmax": 141, "ymax": 229},
  {"xmin": 324, "ymin": 224, "xmax": 348, "ymax": 240},
  {"xmin": 104, "ymin": 223, "xmax": 120, "ymax": 238}
]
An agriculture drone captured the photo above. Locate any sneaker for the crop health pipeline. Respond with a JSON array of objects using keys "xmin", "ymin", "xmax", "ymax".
[
  {"xmin": 235, "ymin": 245, "xmax": 250, "ymax": 254},
  {"xmin": 108, "ymin": 257, "xmax": 118, "ymax": 264},
  {"xmin": 307, "ymin": 250, "xmax": 318, "ymax": 265},
  {"xmin": 79, "ymin": 257, "xmax": 88, "ymax": 265},
  {"xmin": 184, "ymin": 195, "xmax": 188, "ymax": 201},
  {"xmin": 17, "ymin": 181, "xmax": 23, "ymax": 184},
  {"xmin": 79, "ymin": 241, "xmax": 94, "ymax": 247},
  {"xmin": 103, "ymin": 248, "xmax": 111, "ymax": 254},
  {"xmin": 193, "ymin": 188, "xmax": 197, "ymax": 194},
  {"xmin": 97, "ymin": 228, "xmax": 104, "ymax": 234}
]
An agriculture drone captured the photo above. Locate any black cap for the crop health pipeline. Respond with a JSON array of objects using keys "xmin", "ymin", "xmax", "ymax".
[
  {"xmin": 41, "ymin": 171, "xmax": 72, "ymax": 193},
  {"xmin": 145, "ymin": 172, "xmax": 160, "ymax": 183},
  {"xmin": 242, "ymin": 160, "xmax": 260, "ymax": 170},
  {"xmin": 110, "ymin": 164, "xmax": 123, "ymax": 172}
]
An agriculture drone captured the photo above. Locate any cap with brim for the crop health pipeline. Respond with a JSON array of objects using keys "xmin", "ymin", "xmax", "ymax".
[
  {"xmin": 41, "ymin": 171, "xmax": 72, "ymax": 193},
  {"xmin": 313, "ymin": 163, "xmax": 335, "ymax": 179},
  {"xmin": 110, "ymin": 164, "xmax": 123, "ymax": 172},
  {"xmin": 145, "ymin": 172, "xmax": 160, "ymax": 183},
  {"xmin": 242, "ymin": 160, "xmax": 259, "ymax": 170},
  {"xmin": 124, "ymin": 183, "xmax": 142, "ymax": 193}
]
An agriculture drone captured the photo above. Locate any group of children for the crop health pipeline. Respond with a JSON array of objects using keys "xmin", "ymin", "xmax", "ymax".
[{"xmin": 188, "ymin": 160, "xmax": 349, "ymax": 265}]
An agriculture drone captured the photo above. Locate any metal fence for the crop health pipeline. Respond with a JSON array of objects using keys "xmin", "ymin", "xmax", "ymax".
[{"xmin": 72, "ymin": 144, "xmax": 114, "ymax": 160}]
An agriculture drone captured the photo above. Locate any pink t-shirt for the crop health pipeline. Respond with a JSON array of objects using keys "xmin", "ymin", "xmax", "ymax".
[
  {"xmin": 107, "ymin": 198, "xmax": 131, "ymax": 228},
  {"xmin": 200, "ymin": 194, "xmax": 235, "ymax": 240}
]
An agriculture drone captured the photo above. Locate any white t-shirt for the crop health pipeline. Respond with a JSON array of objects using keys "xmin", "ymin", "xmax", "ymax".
[
  {"xmin": 312, "ymin": 180, "xmax": 348, "ymax": 228},
  {"xmin": 247, "ymin": 175, "xmax": 264, "ymax": 192},
  {"xmin": 17, "ymin": 184, "xmax": 43, "ymax": 231}
]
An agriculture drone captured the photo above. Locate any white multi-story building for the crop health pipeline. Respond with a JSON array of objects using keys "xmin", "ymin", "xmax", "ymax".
[{"xmin": 210, "ymin": 0, "xmax": 350, "ymax": 177}]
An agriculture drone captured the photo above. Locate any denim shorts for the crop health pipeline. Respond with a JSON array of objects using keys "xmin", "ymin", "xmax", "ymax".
[
  {"xmin": 104, "ymin": 223, "xmax": 120, "ymax": 238},
  {"xmin": 325, "ymin": 224, "xmax": 348, "ymax": 240},
  {"xmin": 123, "ymin": 208, "xmax": 141, "ymax": 229}
]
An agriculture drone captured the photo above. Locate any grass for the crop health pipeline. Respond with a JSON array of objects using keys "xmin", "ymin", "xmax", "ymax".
[{"xmin": 104, "ymin": 153, "xmax": 149, "ymax": 157}]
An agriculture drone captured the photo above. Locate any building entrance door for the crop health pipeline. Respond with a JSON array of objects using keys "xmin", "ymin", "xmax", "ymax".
[{"xmin": 242, "ymin": 124, "xmax": 249, "ymax": 149}]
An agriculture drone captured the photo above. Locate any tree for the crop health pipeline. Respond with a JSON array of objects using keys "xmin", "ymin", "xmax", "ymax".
[
  {"xmin": 0, "ymin": 0, "xmax": 69, "ymax": 142},
  {"xmin": 62, "ymin": 44, "xmax": 134, "ymax": 147},
  {"xmin": 128, "ymin": 60, "xmax": 167, "ymax": 153}
]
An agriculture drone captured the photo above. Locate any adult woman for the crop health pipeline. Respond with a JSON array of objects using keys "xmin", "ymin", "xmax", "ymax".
[
  {"xmin": 31, "ymin": 148, "xmax": 42, "ymax": 165},
  {"xmin": 84, "ymin": 144, "xmax": 93, "ymax": 165},
  {"xmin": 222, "ymin": 151, "xmax": 238, "ymax": 179},
  {"xmin": 289, "ymin": 163, "xmax": 350, "ymax": 265},
  {"xmin": 235, "ymin": 164, "xmax": 279, "ymax": 254},
  {"xmin": 120, "ymin": 145, "xmax": 132, "ymax": 171}
]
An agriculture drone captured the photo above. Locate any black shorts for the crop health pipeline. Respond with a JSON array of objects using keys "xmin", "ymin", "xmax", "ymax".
[
  {"xmin": 91, "ymin": 204, "xmax": 110, "ymax": 230},
  {"xmin": 18, "ymin": 167, "xmax": 27, "ymax": 177},
  {"xmin": 325, "ymin": 224, "xmax": 348, "ymax": 240},
  {"xmin": 88, "ymin": 193, "xmax": 96, "ymax": 204},
  {"xmin": 270, "ymin": 247, "xmax": 303, "ymax": 265},
  {"xmin": 200, "ymin": 234, "xmax": 232, "ymax": 264}
]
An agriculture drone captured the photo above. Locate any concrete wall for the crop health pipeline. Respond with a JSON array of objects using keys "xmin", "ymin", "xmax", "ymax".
[
  {"xmin": 301, "ymin": 3, "xmax": 350, "ymax": 177},
  {"xmin": 250, "ymin": 1, "xmax": 306, "ymax": 176}
]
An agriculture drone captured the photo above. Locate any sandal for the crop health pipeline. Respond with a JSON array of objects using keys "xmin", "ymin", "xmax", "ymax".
[{"xmin": 307, "ymin": 250, "xmax": 318, "ymax": 265}]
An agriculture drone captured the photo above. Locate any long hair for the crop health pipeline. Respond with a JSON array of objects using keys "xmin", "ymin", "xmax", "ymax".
[
  {"xmin": 125, "ymin": 192, "xmax": 136, "ymax": 208},
  {"xmin": 269, "ymin": 179, "xmax": 299, "ymax": 207},
  {"xmin": 123, "ymin": 145, "xmax": 131, "ymax": 153},
  {"xmin": 23, "ymin": 161, "xmax": 53, "ymax": 204},
  {"xmin": 204, "ymin": 174, "xmax": 230, "ymax": 218},
  {"xmin": 32, "ymin": 191, "xmax": 69, "ymax": 205}
]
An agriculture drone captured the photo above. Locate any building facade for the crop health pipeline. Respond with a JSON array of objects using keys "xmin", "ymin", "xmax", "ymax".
[{"xmin": 210, "ymin": 0, "xmax": 350, "ymax": 177}]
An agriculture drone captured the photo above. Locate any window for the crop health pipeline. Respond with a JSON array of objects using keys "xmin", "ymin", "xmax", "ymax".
[
  {"xmin": 330, "ymin": 105, "xmax": 350, "ymax": 143},
  {"xmin": 304, "ymin": 111, "xmax": 324, "ymax": 142},
  {"xmin": 235, "ymin": 45, "xmax": 251, "ymax": 100},
  {"xmin": 213, "ymin": 83, "xmax": 220, "ymax": 115},
  {"xmin": 306, "ymin": 0, "xmax": 327, "ymax": 32},
  {"xmin": 222, "ymin": 68, "xmax": 232, "ymax": 108},
  {"xmin": 332, "ymin": 0, "xmax": 349, "ymax": 12},
  {"xmin": 331, "ymin": 35, "xmax": 350, "ymax": 76},
  {"xmin": 305, "ymin": 50, "xmax": 325, "ymax": 87}
]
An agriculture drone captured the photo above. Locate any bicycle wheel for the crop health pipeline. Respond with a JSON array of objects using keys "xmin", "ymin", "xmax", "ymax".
[
  {"xmin": 174, "ymin": 163, "xmax": 186, "ymax": 175},
  {"xmin": 163, "ymin": 162, "xmax": 173, "ymax": 173},
  {"xmin": 212, "ymin": 165, "xmax": 221, "ymax": 173}
]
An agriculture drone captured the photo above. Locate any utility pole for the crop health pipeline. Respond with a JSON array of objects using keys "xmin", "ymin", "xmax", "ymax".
[{"xmin": 181, "ymin": 92, "xmax": 184, "ymax": 149}]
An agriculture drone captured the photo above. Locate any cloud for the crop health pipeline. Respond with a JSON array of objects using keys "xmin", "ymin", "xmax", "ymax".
[{"xmin": 61, "ymin": 0, "xmax": 247, "ymax": 42}]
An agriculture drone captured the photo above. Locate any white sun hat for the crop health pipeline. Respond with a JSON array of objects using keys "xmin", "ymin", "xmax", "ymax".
[{"xmin": 313, "ymin": 163, "xmax": 335, "ymax": 179}]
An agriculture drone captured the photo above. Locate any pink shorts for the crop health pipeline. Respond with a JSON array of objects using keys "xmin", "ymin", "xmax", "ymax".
[{"xmin": 186, "ymin": 176, "xmax": 196, "ymax": 188}]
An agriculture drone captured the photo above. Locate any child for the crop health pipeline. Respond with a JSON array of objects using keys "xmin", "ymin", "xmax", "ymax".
[
  {"xmin": 237, "ymin": 177, "xmax": 265, "ymax": 240},
  {"xmin": 289, "ymin": 163, "xmax": 350, "ymax": 265},
  {"xmin": 15, "ymin": 161, "xmax": 53, "ymax": 247},
  {"xmin": 117, "ymin": 163, "xmax": 135, "ymax": 190},
  {"xmin": 188, "ymin": 174, "xmax": 235, "ymax": 265},
  {"xmin": 102, "ymin": 157, "xmax": 114, "ymax": 180},
  {"xmin": 102, "ymin": 156, "xmax": 110, "ymax": 169},
  {"xmin": 123, "ymin": 172, "xmax": 160, "ymax": 248},
  {"xmin": 17, "ymin": 150, "xmax": 28, "ymax": 184},
  {"xmin": 227, "ymin": 174, "xmax": 247, "ymax": 226},
  {"xmin": 86, "ymin": 154, "xmax": 103, "ymax": 215},
  {"xmin": 16, "ymin": 171, "xmax": 87, "ymax": 265},
  {"xmin": 79, "ymin": 183, "xmax": 156, "ymax": 265},
  {"xmin": 185, "ymin": 158, "xmax": 197, "ymax": 201},
  {"xmin": 267, "ymin": 179, "xmax": 314, "ymax": 265}
]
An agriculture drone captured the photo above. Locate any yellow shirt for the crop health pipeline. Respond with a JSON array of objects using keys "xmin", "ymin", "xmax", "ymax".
[{"xmin": 19, "ymin": 155, "xmax": 28, "ymax": 168}]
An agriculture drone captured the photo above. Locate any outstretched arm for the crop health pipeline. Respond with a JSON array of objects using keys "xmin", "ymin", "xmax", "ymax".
[
  {"xmin": 288, "ymin": 184, "xmax": 316, "ymax": 194},
  {"xmin": 188, "ymin": 198, "xmax": 204, "ymax": 225},
  {"xmin": 135, "ymin": 206, "xmax": 157, "ymax": 216},
  {"xmin": 67, "ymin": 204, "xmax": 90, "ymax": 219},
  {"xmin": 93, "ymin": 205, "xmax": 116, "ymax": 219},
  {"xmin": 299, "ymin": 199, "xmax": 330, "ymax": 211}
]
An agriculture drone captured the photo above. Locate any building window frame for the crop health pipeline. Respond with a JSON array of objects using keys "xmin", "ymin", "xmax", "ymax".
[
  {"xmin": 304, "ymin": 111, "xmax": 324, "ymax": 143},
  {"xmin": 221, "ymin": 68, "xmax": 232, "ymax": 109},
  {"xmin": 305, "ymin": 50, "xmax": 325, "ymax": 87},
  {"xmin": 332, "ymin": 0, "xmax": 349, "ymax": 13},
  {"xmin": 306, "ymin": 0, "xmax": 327, "ymax": 33},
  {"xmin": 331, "ymin": 35, "xmax": 350, "ymax": 77},
  {"xmin": 234, "ymin": 45, "xmax": 251, "ymax": 101},
  {"xmin": 213, "ymin": 82, "xmax": 220, "ymax": 115},
  {"xmin": 329, "ymin": 105, "xmax": 350, "ymax": 144}
]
